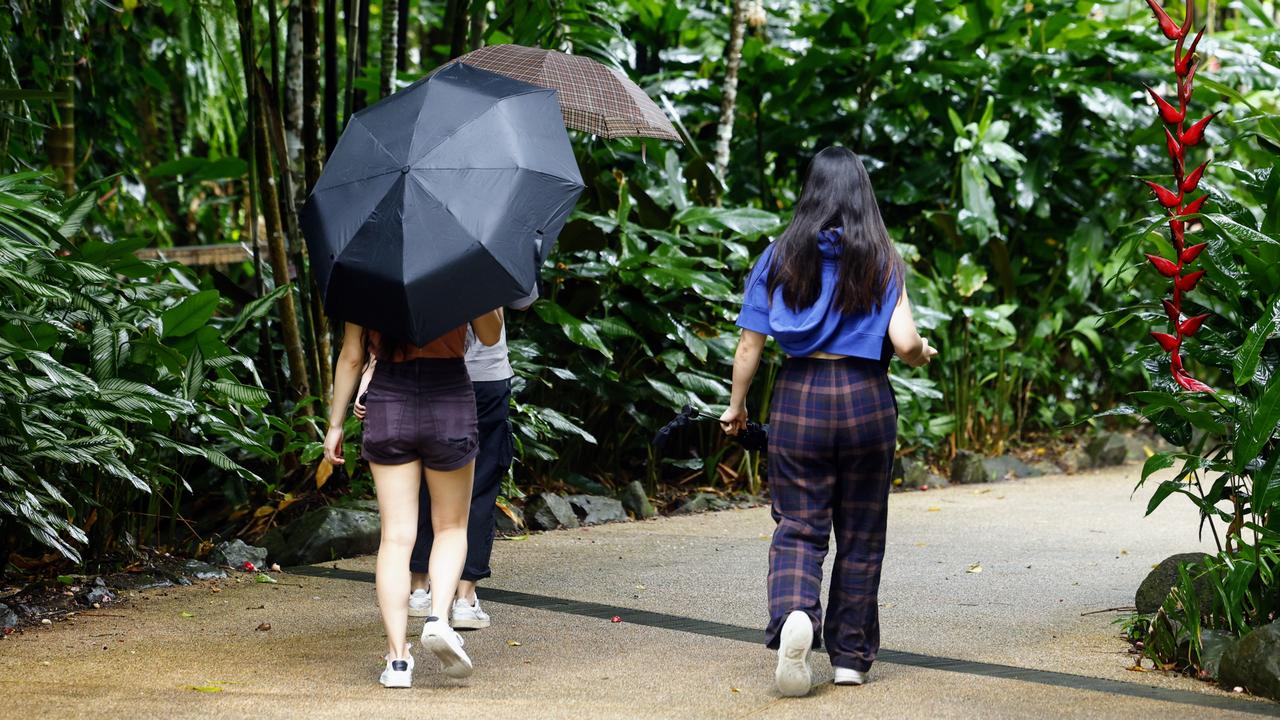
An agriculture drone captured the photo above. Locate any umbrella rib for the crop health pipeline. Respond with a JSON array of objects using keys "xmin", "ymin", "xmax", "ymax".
[
  {"xmin": 349, "ymin": 114, "xmax": 404, "ymax": 167},
  {"xmin": 309, "ymin": 168, "xmax": 402, "ymax": 195}
]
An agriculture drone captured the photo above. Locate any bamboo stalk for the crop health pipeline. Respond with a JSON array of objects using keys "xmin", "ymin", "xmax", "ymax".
[
  {"xmin": 712, "ymin": 0, "xmax": 747, "ymax": 188},
  {"xmin": 323, "ymin": 0, "xmax": 338, "ymax": 157},
  {"xmin": 380, "ymin": 0, "xmax": 399, "ymax": 99}
]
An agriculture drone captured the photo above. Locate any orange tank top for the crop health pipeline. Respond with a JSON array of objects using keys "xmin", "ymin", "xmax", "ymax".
[{"xmin": 366, "ymin": 325, "xmax": 468, "ymax": 362}]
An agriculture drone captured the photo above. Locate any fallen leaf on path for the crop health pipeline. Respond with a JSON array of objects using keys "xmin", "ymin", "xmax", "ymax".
[
  {"xmin": 915, "ymin": 543, "xmax": 927, "ymax": 547},
  {"xmin": 507, "ymin": 640, "xmax": 521, "ymax": 647},
  {"xmin": 504, "ymin": 535, "xmax": 529, "ymax": 542},
  {"xmin": 973, "ymin": 489, "xmax": 992, "ymax": 495},
  {"xmin": 56, "ymin": 575, "xmax": 74, "ymax": 585},
  {"xmin": 1126, "ymin": 664, "xmax": 1149, "ymax": 673},
  {"xmin": 270, "ymin": 563, "xmax": 282, "ymax": 572},
  {"xmin": 966, "ymin": 562, "xmax": 983, "ymax": 574},
  {"xmin": 611, "ymin": 616, "xmax": 622, "ymax": 623},
  {"xmin": 190, "ymin": 685, "xmax": 223, "ymax": 693},
  {"xmin": 730, "ymin": 687, "xmax": 740, "ymax": 693},
  {"xmin": 180, "ymin": 612, "xmax": 195, "ymax": 618},
  {"xmin": 927, "ymin": 507, "xmax": 941, "ymax": 512},
  {"xmin": 635, "ymin": 585, "xmax": 646, "ymax": 591},
  {"xmin": 40, "ymin": 619, "xmax": 51, "ymax": 625},
  {"xmin": 255, "ymin": 623, "xmax": 271, "ymax": 631},
  {"xmin": 255, "ymin": 573, "xmax": 277, "ymax": 584}
]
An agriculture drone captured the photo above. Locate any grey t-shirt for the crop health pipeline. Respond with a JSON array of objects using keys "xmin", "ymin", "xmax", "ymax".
[{"xmin": 465, "ymin": 286, "xmax": 538, "ymax": 382}]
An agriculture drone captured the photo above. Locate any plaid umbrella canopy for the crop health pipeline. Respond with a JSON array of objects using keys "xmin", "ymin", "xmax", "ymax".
[{"xmin": 442, "ymin": 44, "xmax": 681, "ymax": 143}]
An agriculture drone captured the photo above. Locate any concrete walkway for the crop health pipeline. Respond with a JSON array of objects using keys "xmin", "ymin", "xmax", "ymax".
[{"xmin": 3, "ymin": 465, "xmax": 1278, "ymax": 719}]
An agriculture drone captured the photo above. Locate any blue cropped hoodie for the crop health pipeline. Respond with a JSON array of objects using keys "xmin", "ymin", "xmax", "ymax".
[{"xmin": 735, "ymin": 228, "xmax": 899, "ymax": 361}]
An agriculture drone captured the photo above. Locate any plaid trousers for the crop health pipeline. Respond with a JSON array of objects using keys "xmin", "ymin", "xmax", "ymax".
[{"xmin": 764, "ymin": 357, "xmax": 896, "ymax": 672}]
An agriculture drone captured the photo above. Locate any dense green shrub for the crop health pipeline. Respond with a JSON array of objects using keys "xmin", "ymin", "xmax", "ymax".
[{"xmin": 0, "ymin": 173, "xmax": 289, "ymax": 562}]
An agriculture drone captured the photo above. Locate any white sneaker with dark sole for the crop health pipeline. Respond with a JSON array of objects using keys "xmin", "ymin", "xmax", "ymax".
[
  {"xmin": 833, "ymin": 667, "xmax": 867, "ymax": 686},
  {"xmin": 379, "ymin": 644, "xmax": 415, "ymax": 688},
  {"xmin": 775, "ymin": 611, "xmax": 813, "ymax": 697},
  {"xmin": 451, "ymin": 598, "xmax": 491, "ymax": 629},
  {"xmin": 421, "ymin": 617, "xmax": 474, "ymax": 679},
  {"xmin": 408, "ymin": 588, "xmax": 432, "ymax": 618}
]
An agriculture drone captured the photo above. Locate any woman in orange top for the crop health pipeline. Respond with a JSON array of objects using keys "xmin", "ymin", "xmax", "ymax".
[{"xmin": 324, "ymin": 311, "xmax": 503, "ymax": 688}]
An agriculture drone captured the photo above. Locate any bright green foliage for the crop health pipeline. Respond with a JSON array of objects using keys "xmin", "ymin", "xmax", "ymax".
[
  {"xmin": 0, "ymin": 174, "xmax": 287, "ymax": 560},
  {"xmin": 1118, "ymin": 16, "xmax": 1280, "ymax": 673}
]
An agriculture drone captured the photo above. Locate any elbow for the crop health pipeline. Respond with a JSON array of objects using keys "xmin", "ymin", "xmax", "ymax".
[{"xmin": 894, "ymin": 337, "xmax": 924, "ymax": 364}]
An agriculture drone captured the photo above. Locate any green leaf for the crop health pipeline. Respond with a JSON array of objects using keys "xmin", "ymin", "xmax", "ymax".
[
  {"xmin": 532, "ymin": 302, "xmax": 613, "ymax": 360},
  {"xmin": 1235, "ymin": 373, "xmax": 1280, "ymax": 473},
  {"xmin": 1233, "ymin": 297, "xmax": 1280, "ymax": 386},
  {"xmin": 223, "ymin": 284, "xmax": 291, "ymax": 339},
  {"xmin": 953, "ymin": 253, "xmax": 987, "ymax": 297},
  {"xmin": 161, "ymin": 290, "xmax": 220, "ymax": 339},
  {"xmin": 1141, "ymin": 452, "xmax": 1177, "ymax": 485},
  {"xmin": 672, "ymin": 206, "xmax": 783, "ymax": 237}
]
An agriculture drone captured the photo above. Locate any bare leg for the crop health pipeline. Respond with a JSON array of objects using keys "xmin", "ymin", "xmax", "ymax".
[
  {"xmin": 411, "ymin": 572, "xmax": 429, "ymax": 593},
  {"xmin": 457, "ymin": 579, "xmax": 477, "ymax": 603},
  {"xmin": 425, "ymin": 461, "xmax": 475, "ymax": 620},
  {"xmin": 372, "ymin": 460, "xmax": 422, "ymax": 660}
]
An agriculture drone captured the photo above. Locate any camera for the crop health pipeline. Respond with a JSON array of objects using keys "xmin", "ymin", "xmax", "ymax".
[{"xmin": 652, "ymin": 405, "xmax": 768, "ymax": 455}]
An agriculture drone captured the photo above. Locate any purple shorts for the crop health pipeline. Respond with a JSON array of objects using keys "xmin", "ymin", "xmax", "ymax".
[{"xmin": 361, "ymin": 358, "xmax": 479, "ymax": 471}]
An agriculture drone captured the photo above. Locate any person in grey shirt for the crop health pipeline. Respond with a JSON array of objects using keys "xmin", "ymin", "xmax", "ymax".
[{"xmin": 355, "ymin": 288, "xmax": 537, "ymax": 629}]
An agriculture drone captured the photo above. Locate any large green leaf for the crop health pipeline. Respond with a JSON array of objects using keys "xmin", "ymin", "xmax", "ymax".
[
  {"xmin": 1233, "ymin": 297, "xmax": 1280, "ymax": 387},
  {"xmin": 161, "ymin": 290, "xmax": 220, "ymax": 339},
  {"xmin": 1235, "ymin": 373, "xmax": 1280, "ymax": 473}
]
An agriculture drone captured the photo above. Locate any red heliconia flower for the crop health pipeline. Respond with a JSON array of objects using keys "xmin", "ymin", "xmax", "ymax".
[
  {"xmin": 1140, "ymin": 0, "xmax": 1213, "ymax": 394},
  {"xmin": 1180, "ymin": 113, "xmax": 1217, "ymax": 147},
  {"xmin": 1180, "ymin": 242, "xmax": 1207, "ymax": 263},
  {"xmin": 1145, "ymin": 0, "xmax": 1184, "ymax": 40},
  {"xmin": 1181, "ymin": 194, "xmax": 1209, "ymax": 217},
  {"xmin": 1164, "ymin": 127, "xmax": 1184, "ymax": 163},
  {"xmin": 1178, "ymin": 313, "xmax": 1209, "ymax": 336},
  {"xmin": 1176, "ymin": 270, "xmax": 1206, "ymax": 292},
  {"xmin": 1146, "ymin": 253, "xmax": 1180, "ymax": 277},
  {"xmin": 1175, "ymin": 28, "xmax": 1204, "ymax": 76},
  {"xmin": 1145, "ymin": 180, "xmax": 1182, "ymax": 208},
  {"xmin": 1180, "ymin": 161, "xmax": 1208, "ymax": 193},
  {"xmin": 1147, "ymin": 86, "xmax": 1186, "ymax": 125}
]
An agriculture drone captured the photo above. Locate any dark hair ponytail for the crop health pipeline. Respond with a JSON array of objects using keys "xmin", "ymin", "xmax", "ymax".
[{"xmin": 767, "ymin": 146, "xmax": 904, "ymax": 315}]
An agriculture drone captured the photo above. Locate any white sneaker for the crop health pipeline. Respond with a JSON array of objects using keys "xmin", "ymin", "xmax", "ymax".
[
  {"xmin": 408, "ymin": 588, "xmax": 432, "ymax": 618},
  {"xmin": 379, "ymin": 644, "xmax": 415, "ymax": 688},
  {"xmin": 833, "ymin": 667, "xmax": 867, "ymax": 686},
  {"xmin": 775, "ymin": 611, "xmax": 813, "ymax": 697},
  {"xmin": 451, "ymin": 597, "xmax": 491, "ymax": 629},
  {"xmin": 421, "ymin": 616, "xmax": 474, "ymax": 679}
]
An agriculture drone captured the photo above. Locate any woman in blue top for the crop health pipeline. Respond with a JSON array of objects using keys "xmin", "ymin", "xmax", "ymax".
[{"xmin": 721, "ymin": 146, "xmax": 936, "ymax": 697}]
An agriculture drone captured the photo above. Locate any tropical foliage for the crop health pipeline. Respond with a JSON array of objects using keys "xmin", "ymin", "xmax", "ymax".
[
  {"xmin": 1118, "ymin": 1, "xmax": 1280, "ymax": 675},
  {"xmin": 0, "ymin": 1, "xmax": 1278, "ymax": 579}
]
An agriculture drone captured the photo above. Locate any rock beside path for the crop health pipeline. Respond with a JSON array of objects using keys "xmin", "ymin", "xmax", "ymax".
[
  {"xmin": 209, "ymin": 539, "xmax": 268, "ymax": 569},
  {"xmin": 566, "ymin": 495, "xmax": 627, "ymax": 525},
  {"xmin": 525, "ymin": 493, "xmax": 580, "ymax": 531},
  {"xmin": 1219, "ymin": 621, "xmax": 1280, "ymax": 701},
  {"xmin": 1134, "ymin": 552, "xmax": 1213, "ymax": 614},
  {"xmin": 950, "ymin": 451, "xmax": 993, "ymax": 484},
  {"xmin": 0, "ymin": 603, "xmax": 17, "ymax": 630},
  {"xmin": 674, "ymin": 492, "xmax": 732, "ymax": 514},
  {"xmin": 620, "ymin": 481, "xmax": 657, "ymax": 519},
  {"xmin": 895, "ymin": 457, "xmax": 947, "ymax": 490},
  {"xmin": 495, "ymin": 502, "xmax": 525, "ymax": 534},
  {"xmin": 982, "ymin": 455, "xmax": 1043, "ymax": 481},
  {"xmin": 261, "ymin": 507, "xmax": 381, "ymax": 566},
  {"xmin": 1085, "ymin": 432, "xmax": 1128, "ymax": 468},
  {"xmin": 180, "ymin": 559, "xmax": 228, "ymax": 581}
]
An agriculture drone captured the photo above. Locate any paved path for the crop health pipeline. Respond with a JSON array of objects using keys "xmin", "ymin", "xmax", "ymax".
[{"xmin": 3, "ymin": 465, "xmax": 1278, "ymax": 719}]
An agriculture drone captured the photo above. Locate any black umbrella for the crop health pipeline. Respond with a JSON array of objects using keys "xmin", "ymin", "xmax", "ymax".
[{"xmin": 302, "ymin": 63, "xmax": 584, "ymax": 346}]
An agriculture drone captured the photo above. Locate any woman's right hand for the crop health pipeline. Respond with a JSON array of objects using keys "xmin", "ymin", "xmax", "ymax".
[
  {"xmin": 720, "ymin": 405, "xmax": 748, "ymax": 436},
  {"xmin": 323, "ymin": 425, "xmax": 345, "ymax": 465},
  {"xmin": 913, "ymin": 337, "xmax": 938, "ymax": 367}
]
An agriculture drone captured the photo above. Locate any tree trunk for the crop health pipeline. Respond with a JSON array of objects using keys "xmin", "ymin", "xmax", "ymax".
[
  {"xmin": 323, "ymin": 0, "xmax": 338, "ymax": 157},
  {"xmin": 396, "ymin": 0, "xmax": 410, "ymax": 71},
  {"xmin": 302, "ymin": 0, "xmax": 322, "ymax": 189},
  {"xmin": 713, "ymin": 0, "xmax": 747, "ymax": 187},
  {"xmin": 284, "ymin": 2, "xmax": 305, "ymax": 206},
  {"xmin": 237, "ymin": 0, "xmax": 313, "ymax": 406},
  {"xmin": 46, "ymin": 0, "xmax": 75, "ymax": 195},
  {"xmin": 354, "ymin": 0, "xmax": 371, "ymax": 110},
  {"xmin": 447, "ymin": 0, "xmax": 470, "ymax": 59},
  {"xmin": 343, "ymin": 0, "xmax": 361, "ymax": 124},
  {"xmin": 468, "ymin": 0, "xmax": 484, "ymax": 51},
  {"xmin": 380, "ymin": 0, "xmax": 399, "ymax": 99},
  {"xmin": 305, "ymin": 0, "xmax": 332, "ymax": 400},
  {"xmin": 268, "ymin": 0, "xmax": 282, "ymax": 96}
]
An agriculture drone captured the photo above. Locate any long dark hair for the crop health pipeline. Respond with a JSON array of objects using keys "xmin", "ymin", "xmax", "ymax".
[{"xmin": 767, "ymin": 146, "xmax": 903, "ymax": 315}]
